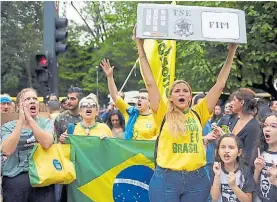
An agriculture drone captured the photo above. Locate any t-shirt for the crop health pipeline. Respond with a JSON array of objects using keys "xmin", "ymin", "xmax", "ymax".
[
  {"xmin": 115, "ymin": 97, "xmax": 158, "ymax": 140},
  {"xmin": 1, "ymin": 118, "xmax": 54, "ymax": 177},
  {"xmin": 256, "ymin": 151, "xmax": 277, "ymax": 202},
  {"xmin": 54, "ymin": 110, "xmax": 82, "ymax": 138},
  {"xmin": 230, "ymin": 118, "xmax": 262, "ymax": 162},
  {"xmin": 212, "ymin": 166, "xmax": 255, "ymax": 202},
  {"xmin": 72, "ymin": 122, "xmax": 112, "ymax": 137},
  {"xmin": 155, "ymin": 97, "xmax": 212, "ymax": 171}
]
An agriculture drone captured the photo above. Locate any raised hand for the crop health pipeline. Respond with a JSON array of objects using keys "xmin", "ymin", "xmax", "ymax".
[
  {"xmin": 23, "ymin": 104, "xmax": 33, "ymax": 122},
  {"xmin": 133, "ymin": 24, "xmax": 144, "ymax": 48},
  {"xmin": 227, "ymin": 172, "xmax": 236, "ymax": 188},
  {"xmin": 18, "ymin": 98, "xmax": 26, "ymax": 122},
  {"xmin": 254, "ymin": 148, "xmax": 265, "ymax": 172},
  {"xmin": 213, "ymin": 162, "xmax": 221, "ymax": 176},
  {"xmin": 59, "ymin": 133, "xmax": 68, "ymax": 144},
  {"xmin": 100, "ymin": 59, "xmax": 114, "ymax": 78},
  {"xmin": 228, "ymin": 43, "xmax": 238, "ymax": 53}
]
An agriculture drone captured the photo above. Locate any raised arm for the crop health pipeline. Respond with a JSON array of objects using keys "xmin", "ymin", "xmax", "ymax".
[
  {"xmin": 206, "ymin": 44, "xmax": 238, "ymax": 113},
  {"xmin": 133, "ymin": 26, "xmax": 160, "ymax": 113},
  {"xmin": 100, "ymin": 59, "xmax": 120, "ymax": 103}
]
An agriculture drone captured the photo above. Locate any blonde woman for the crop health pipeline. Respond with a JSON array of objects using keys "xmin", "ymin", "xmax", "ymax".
[
  {"xmin": 1, "ymin": 88, "xmax": 55, "ymax": 202},
  {"xmin": 59, "ymin": 96, "xmax": 112, "ymax": 141},
  {"xmin": 134, "ymin": 27, "xmax": 238, "ymax": 202}
]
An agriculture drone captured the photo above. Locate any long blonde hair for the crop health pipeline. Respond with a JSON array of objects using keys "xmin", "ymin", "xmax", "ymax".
[{"xmin": 165, "ymin": 80, "xmax": 192, "ymax": 138}]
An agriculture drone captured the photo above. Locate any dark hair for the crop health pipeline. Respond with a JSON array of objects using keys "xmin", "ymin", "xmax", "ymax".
[
  {"xmin": 253, "ymin": 112, "xmax": 277, "ymax": 155},
  {"xmin": 47, "ymin": 100, "xmax": 60, "ymax": 111},
  {"xmin": 215, "ymin": 134, "xmax": 246, "ymax": 173},
  {"xmin": 231, "ymin": 88, "xmax": 257, "ymax": 115},
  {"xmin": 139, "ymin": 88, "xmax": 148, "ymax": 93},
  {"xmin": 68, "ymin": 86, "xmax": 84, "ymax": 102},
  {"xmin": 211, "ymin": 104, "xmax": 223, "ymax": 123},
  {"xmin": 61, "ymin": 98, "xmax": 67, "ymax": 103},
  {"xmin": 106, "ymin": 110, "xmax": 125, "ymax": 130},
  {"xmin": 193, "ymin": 93, "xmax": 205, "ymax": 106}
]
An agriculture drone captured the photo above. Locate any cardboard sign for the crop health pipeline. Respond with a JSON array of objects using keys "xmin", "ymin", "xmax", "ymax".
[{"xmin": 136, "ymin": 4, "xmax": 247, "ymax": 43}]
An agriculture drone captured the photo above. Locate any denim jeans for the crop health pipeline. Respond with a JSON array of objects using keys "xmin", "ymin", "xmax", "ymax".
[{"xmin": 149, "ymin": 166, "xmax": 211, "ymax": 202}]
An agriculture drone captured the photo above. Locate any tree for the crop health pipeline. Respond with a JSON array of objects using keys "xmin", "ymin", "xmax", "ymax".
[{"xmin": 1, "ymin": 1, "xmax": 43, "ymax": 96}]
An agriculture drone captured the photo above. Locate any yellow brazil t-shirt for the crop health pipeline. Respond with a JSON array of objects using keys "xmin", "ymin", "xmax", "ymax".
[
  {"xmin": 154, "ymin": 97, "xmax": 212, "ymax": 171},
  {"xmin": 115, "ymin": 97, "xmax": 158, "ymax": 140},
  {"xmin": 72, "ymin": 122, "xmax": 112, "ymax": 137}
]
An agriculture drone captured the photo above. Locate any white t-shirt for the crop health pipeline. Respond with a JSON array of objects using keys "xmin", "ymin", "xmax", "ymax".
[{"xmin": 212, "ymin": 166, "xmax": 255, "ymax": 202}]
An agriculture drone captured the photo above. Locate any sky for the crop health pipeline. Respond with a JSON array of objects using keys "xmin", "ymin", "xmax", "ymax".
[{"xmin": 60, "ymin": 1, "xmax": 84, "ymax": 25}]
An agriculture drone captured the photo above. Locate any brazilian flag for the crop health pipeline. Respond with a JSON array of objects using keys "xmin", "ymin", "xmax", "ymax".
[{"xmin": 67, "ymin": 136, "xmax": 155, "ymax": 202}]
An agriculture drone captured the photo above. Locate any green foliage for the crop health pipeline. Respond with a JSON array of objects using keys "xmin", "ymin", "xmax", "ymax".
[
  {"xmin": 2, "ymin": 1, "xmax": 276, "ymax": 101},
  {"xmin": 1, "ymin": 1, "xmax": 43, "ymax": 95}
]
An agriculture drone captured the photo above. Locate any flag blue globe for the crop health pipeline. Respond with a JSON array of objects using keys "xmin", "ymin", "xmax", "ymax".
[{"xmin": 113, "ymin": 165, "xmax": 154, "ymax": 202}]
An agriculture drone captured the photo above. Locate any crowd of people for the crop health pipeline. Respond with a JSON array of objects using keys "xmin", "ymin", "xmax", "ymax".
[{"xmin": 1, "ymin": 27, "xmax": 277, "ymax": 202}]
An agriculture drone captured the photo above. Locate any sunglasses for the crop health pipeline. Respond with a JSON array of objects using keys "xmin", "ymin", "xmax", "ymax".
[
  {"xmin": 135, "ymin": 96, "xmax": 149, "ymax": 100},
  {"xmin": 80, "ymin": 103, "xmax": 97, "ymax": 108},
  {"xmin": 261, "ymin": 123, "xmax": 277, "ymax": 129}
]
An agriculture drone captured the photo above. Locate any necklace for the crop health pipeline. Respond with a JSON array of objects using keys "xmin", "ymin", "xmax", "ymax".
[{"xmin": 80, "ymin": 122, "xmax": 98, "ymax": 135}]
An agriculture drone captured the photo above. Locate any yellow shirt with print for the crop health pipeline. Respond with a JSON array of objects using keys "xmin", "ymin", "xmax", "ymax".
[
  {"xmin": 72, "ymin": 122, "xmax": 112, "ymax": 137},
  {"xmin": 115, "ymin": 97, "xmax": 158, "ymax": 140},
  {"xmin": 154, "ymin": 97, "xmax": 212, "ymax": 171}
]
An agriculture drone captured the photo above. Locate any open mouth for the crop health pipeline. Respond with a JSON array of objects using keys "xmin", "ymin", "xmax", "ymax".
[
  {"xmin": 30, "ymin": 106, "xmax": 36, "ymax": 113},
  {"xmin": 178, "ymin": 98, "xmax": 185, "ymax": 103},
  {"xmin": 137, "ymin": 102, "xmax": 142, "ymax": 107},
  {"xmin": 264, "ymin": 133, "xmax": 270, "ymax": 141},
  {"xmin": 85, "ymin": 109, "xmax": 92, "ymax": 115},
  {"xmin": 223, "ymin": 154, "xmax": 230, "ymax": 160}
]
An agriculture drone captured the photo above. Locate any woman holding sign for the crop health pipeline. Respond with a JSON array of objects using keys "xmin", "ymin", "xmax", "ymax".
[{"xmin": 133, "ymin": 26, "xmax": 238, "ymax": 201}]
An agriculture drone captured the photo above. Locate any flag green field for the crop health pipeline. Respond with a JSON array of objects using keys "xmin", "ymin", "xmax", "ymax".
[{"xmin": 67, "ymin": 136, "xmax": 155, "ymax": 202}]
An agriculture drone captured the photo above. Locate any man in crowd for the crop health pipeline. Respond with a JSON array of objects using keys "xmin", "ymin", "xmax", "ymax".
[
  {"xmin": 54, "ymin": 87, "xmax": 84, "ymax": 202},
  {"xmin": 100, "ymin": 59, "xmax": 158, "ymax": 140},
  {"xmin": 0, "ymin": 94, "xmax": 13, "ymax": 113},
  {"xmin": 54, "ymin": 87, "xmax": 84, "ymax": 139}
]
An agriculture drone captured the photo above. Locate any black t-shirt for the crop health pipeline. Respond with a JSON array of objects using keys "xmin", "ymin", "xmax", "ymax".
[{"xmin": 230, "ymin": 118, "xmax": 262, "ymax": 161}]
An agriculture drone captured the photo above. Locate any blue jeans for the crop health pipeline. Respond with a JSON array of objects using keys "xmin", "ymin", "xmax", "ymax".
[{"xmin": 149, "ymin": 166, "xmax": 211, "ymax": 202}]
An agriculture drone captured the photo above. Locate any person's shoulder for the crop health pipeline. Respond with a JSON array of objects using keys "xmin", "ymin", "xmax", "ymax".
[
  {"xmin": 55, "ymin": 111, "xmax": 70, "ymax": 121},
  {"xmin": 248, "ymin": 118, "xmax": 261, "ymax": 128},
  {"xmin": 37, "ymin": 117, "xmax": 52, "ymax": 125},
  {"xmin": 1, "ymin": 120, "xmax": 17, "ymax": 129},
  {"xmin": 97, "ymin": 122, "xmax": 110, "ymax": 129}
]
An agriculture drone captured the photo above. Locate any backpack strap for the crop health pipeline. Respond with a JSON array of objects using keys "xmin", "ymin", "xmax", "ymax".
[
  {"xmin": 154, "ymin": 116, "xmax": 166, "ymax": 167},
  {"xmin": 191, "ymin": 109, "xmax": 201, "ymax": 125},
  {"xmin": 154, "ymin": 109, "xmax": 201, "ymax": 167}
]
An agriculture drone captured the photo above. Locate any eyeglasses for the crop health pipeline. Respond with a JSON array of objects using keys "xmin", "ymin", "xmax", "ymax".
[
  {"xmin": 136, "ymin": 96, "xmax": 149, "ymax": 100},
  {"xmin": 80, "ymin": 103, "xmax": 97, "ymax": 108},
  {"xmin": 262, "ymin": 123, "xmax": 277, "ymax": 129}
]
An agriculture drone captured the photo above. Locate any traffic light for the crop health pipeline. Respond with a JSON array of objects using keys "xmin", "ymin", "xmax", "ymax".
[
  {"xmin": 35, "ymin": 54, "xmax": 50, "ymax": 83},
  {"xmin": 55, "ymin": 17, "xmax": 68, "ymax": 55}
]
